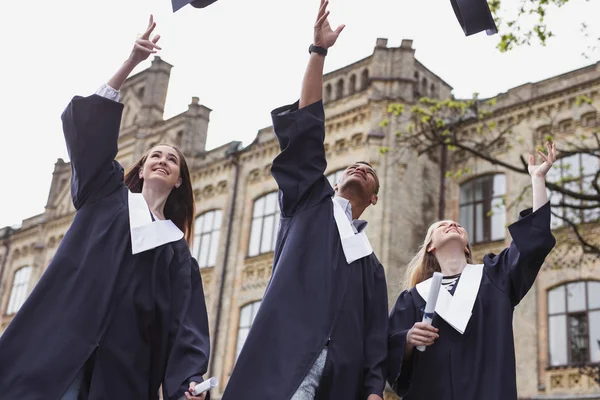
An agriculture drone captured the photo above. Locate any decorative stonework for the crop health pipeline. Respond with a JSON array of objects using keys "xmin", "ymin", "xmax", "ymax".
[
  {"xmin": 547, "ymin": 368, "xmax": 599, "ymax": 393},
  {"xmin": 200, "ymin": 266, "xmax": 214, "ymax": 308},
  {"xmin": 241, "ymin": 255, "xmax": 273, "ymax": 292},
  {"xmin": 194, "ymin": 180, "xmax": 228, "ymax": 200}
]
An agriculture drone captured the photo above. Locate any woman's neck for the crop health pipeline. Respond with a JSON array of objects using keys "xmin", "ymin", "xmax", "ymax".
[
  {"xmin": 142, "ymin": 185, "xmax": 170, "ymax": 220},
  {"xmin": 434, "ymin": 244, "xmax": 468, "ymax": 276}
]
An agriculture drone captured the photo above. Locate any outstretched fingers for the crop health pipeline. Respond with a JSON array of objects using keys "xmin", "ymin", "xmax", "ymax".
[
  {"xmin": 316, "ymin": 0, "xmax": 329, "ymax": 25},
  {"xmin": 142, "ymin": 15, "xmax": 156, "ymax": 39},
  {"xmin": 316, "ymin": 10, "xmax": 330, "ymax": 27},
  {"xmin": 136, "ymin": 38, "xmax": 162, "ymax": 51}
]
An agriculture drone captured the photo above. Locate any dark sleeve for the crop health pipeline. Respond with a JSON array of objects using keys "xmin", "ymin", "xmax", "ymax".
[
  {"xmin": 61, "ymin": 94, "xmax": 125, "ymax": 210},
  {"xmin": 483, "ymin": 201, "xmax": 556, "ymax": 307},
  {"xmin": 363, "ymin": 262, "xmax": 389, "ymax": 398},
  {"xmin": 270, "ymin": 100, "xmax": 333, "ymax": 216},
  {"xmin": 163, "ymin": 258, "xmax": 211, "ymax": 400},
  {"xmin": 387, "ymin": 290, "xmax": 419, "ymax": 397}
]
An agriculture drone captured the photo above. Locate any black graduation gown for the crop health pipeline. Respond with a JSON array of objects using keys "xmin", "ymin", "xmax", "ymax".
[
  {"xmin": 221, "ymin": 100, "xmax": 389, "ymax": 400},
  {"xmin": 0, "ymin": 94, "xmax": 210, "ymax": 400},
  {"xmin": 387, "ymin": 202, "xmax": 556, "ymax": 400}
]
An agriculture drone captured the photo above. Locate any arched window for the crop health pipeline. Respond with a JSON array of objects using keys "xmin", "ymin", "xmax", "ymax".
[
  {"xmin": 413, "ymin": 71, "xmax": 420, "ymax": 99},
  {"xmin": 336, "ymin": 79, "xmax": 345, "ymax": 99},
  {"xmin": 235, "ymin": 300, "xmax": 262, "ymax": 361},
  {"xmin": 349, "ymin": 75, "xmax": 357, "ymax": 95},
  {"xmin": 326, "ymin": 169, "xmax": 346, "ymax": 188},
  {"xmin": 324, "ymin": 84, "xmax": 332, "ymax": 103},
  {"xmin": 559, "ymin": 118, "xmax": 574, "ymax": 133},
  {"xmin": 430, "ymin": 83, "xmax": 437, "ymax": 98},
  {"xmin": 548, "ymin": 281, "xmax": 600, "ymax": 366},
  {"xmin": 361, "ymin": 69, "xmax": 369, "ymax": 90},
  {"xmin": 192, "ymin": 210, "xmax": 223, "ymax": 268},
  {"xmin": 5, "ymin": 266, "xmax": 33, "ymax": 315},
  {"xmin": 581, "ymin": 112, "xmax": 597, "ymax": 128},
  {"xmin": 248, "ymin": 192, "xmax": 280, "ymax": 257},
  {"xmin": 459, "ymin": 174, "xmax": 506, "ymax": 244},
  {"xmin": 421, "ymin": 78, "xmax": 428, "ymax": 97}
]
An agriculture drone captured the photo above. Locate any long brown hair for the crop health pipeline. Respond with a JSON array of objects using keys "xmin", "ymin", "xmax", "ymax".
[
  {"xmin": 403, "ymin": 221, "xmax": 474, "ymax": 290},
  {"xmin": 124, "ymin": 144, "xmax": 195, "ymax": 246}
]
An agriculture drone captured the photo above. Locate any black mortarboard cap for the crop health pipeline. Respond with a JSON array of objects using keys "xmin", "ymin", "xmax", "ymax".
[
  {"xmin": 172, "ymin": 0, "xmax": 218, "ymax": 12},
  {"xmin": 450, "ymin": 0, "xmax": 498, "ymax": 36}
]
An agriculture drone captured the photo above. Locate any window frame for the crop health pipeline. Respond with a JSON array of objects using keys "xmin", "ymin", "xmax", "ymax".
[
  {"xmin": 192, "ymin": 209, "xmax": 223, "ymax": 268},
  {"xmin": 546, "ymin": 153, "xmax": 600, "ymax": 228},
  {"xmin": 234, "ymin": 300, "xmax": 262, "ymax": 362},
  {"xmin": 247, "ymin": 191, "xmax": 280, "ymax": 258},
  {"xmin": 5, "ymin": 266, "xmax": 33, "ymax": 316},
  {"xmin": 458, "ymin": 174, "xmax": 506, "ymax": 245},
  {"xmin": 547, "ymin": 280, "xmax": 600, "ymax": 368}
]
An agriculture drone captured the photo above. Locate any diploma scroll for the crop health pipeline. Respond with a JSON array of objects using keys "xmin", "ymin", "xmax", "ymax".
[
  {"xmin": 177, "ymin": 377, "xmax": 218, "ymax": 400},
  {"xmin": 191, "ymin": 377, "xmax": 218, "ymax": 396},
  {"xmin": 416, "ymin": 272, "xmax": 443, "ymax": 352}
]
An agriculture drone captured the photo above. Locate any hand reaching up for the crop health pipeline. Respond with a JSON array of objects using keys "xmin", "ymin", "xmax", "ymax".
[
  {"xmin": 313, "ymin": 0, "xmax": 345, "ymax": 49},
  {"xmin": 528, "ymin": 142, "xmax": 557, "ymax": 179},
  {"xmin": 128, "ymin": 14, "xmax": 162, "ymax": 65}
]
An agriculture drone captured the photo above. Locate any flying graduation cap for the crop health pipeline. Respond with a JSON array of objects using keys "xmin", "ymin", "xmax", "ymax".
[
  {"xmin": 172, "ymin": 0, "xmax": 218, "ymax": 12},
  {"xmin": 450, "ymin": 0, "xmax": 498, "ymax": 36}
]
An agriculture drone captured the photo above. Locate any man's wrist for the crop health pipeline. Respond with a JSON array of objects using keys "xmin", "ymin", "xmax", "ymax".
[{"xmin": 309, "ymin": 44, "xmax": 328, "ymax": 56}]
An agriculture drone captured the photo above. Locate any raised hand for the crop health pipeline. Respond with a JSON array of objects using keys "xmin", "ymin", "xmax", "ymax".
[
  {"xmin": 528, "ymin": 142, "xmax": 557, "ymax": 178},
  {"xmin": 128, "ymin": 15, "xmax": 162, "ymax": 65},
  {"xmin": 313, "ymin": 0, "xmax": 345, "ymax": 49}
]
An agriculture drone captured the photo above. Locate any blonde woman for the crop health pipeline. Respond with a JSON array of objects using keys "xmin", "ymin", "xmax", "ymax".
[{"xmin": 386, "ymin": 143, "xmax": 557, "ymax": 400}]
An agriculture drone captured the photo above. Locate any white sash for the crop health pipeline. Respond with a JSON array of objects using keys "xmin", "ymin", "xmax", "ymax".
[
  {"xmin": 415, "ymin": 264, "xmax": 484, "ymax": 334},
  {"xmin": 128, "ymin": 191, "xmax": 184, "ymax": 255},
  {"xmin": 332, "ymin": 198, "xmax": 373, "ymax": 264}
]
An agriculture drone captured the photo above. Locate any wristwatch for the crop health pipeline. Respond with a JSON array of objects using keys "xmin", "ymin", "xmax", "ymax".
[{"xmin": 309, "ymin": 44, "xmax": 328, "ymax": 56}]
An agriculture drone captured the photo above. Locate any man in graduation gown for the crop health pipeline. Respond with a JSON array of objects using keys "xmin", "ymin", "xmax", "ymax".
[{"xmin": 221, "ymin": 1, "xmax": 388, "ymax": 399}]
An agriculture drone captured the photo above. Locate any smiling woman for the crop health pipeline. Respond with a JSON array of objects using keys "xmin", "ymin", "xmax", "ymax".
[
  {"xmin": 0, "ymin": 15, "xmax": 211, "ymax": 400},
  {"xmin": 124, "ymin": 144, "xmax": 195, "ymax": 245},
  {"xmin": 386, "ymin": 143, "xmax": 559, "ymax": 400}
]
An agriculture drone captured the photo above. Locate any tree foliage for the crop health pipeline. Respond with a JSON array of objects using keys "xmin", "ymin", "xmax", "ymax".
[
  {"xmin": 381, "ymin": 94, "xmax": 600, "ymax": 257},
  {"xmin": 489, "ymin": 0, "xmax": 594, "ymax": 53}
]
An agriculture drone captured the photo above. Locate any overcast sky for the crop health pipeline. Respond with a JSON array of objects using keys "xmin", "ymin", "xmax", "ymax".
[{"xmin": 0, "ymin": 0, "xmax": 598, "ymax": 228}]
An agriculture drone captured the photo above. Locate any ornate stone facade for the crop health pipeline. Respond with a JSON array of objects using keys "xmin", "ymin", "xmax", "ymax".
[{"xmin": 0, "ymin": 39, "xmax": 598, "ymax": 399}]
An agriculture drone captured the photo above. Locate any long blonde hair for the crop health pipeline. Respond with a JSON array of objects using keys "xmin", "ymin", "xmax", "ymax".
[{"xmin": 403, "ymin": 221, "xmax": 473, "ymax": 290}]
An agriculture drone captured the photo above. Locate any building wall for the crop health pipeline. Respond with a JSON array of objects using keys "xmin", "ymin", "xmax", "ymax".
[{"xmin": 0, "ymin": 40, "xmax": 598, "ymax": 400}]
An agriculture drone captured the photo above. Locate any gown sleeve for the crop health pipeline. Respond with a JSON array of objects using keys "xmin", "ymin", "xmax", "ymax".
[
  {"xmin": 362, "ymin": 262, "xmax": 389, "ymax": 398},
  {"xmin": 483, "ymin": 201, "xmax": 556, "ymax": 307},
  {"xmin": 270, "ymin": 100, "xmax": 333, "ymax": 216},
  {"xmin": 163, "ymin": 257, "xmax": 211, "ymax": 400},
  {"xmin": 387, "ymin": 290, "xmax": 419, "ymax": 397},
  {"xmin": 60, "ymin": 93, "xmax": 125, "ymax": 210}
]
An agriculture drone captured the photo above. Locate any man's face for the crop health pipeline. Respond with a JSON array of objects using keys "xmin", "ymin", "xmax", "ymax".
[{"xmin": 336, "ymin": 162, "xmax": 379, "ymax": 205}]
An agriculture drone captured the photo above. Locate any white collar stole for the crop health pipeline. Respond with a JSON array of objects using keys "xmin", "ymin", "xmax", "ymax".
[
  {"xmin": 415, "ymin": 264, "xmax": 484, "ymax": 334},
  {"xmin": 332, "ymin": 197, "xmax": 373, "ymax": 264},
  {"xmin": 128, "ymin": 191, "xmax": 184, "ymax": 255}
]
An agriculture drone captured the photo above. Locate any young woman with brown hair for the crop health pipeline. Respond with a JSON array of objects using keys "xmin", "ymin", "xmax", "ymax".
[
  {"xmin": 387, "ymin": 143, "xmax": 558, "ymax": 400},
  {"xmin": 0, "ymin": 16, "xmax": 210, "ymax": 400}
]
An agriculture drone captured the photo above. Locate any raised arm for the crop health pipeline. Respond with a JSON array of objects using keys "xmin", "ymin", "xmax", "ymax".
[
  {"xmin": 299, "ymin": 0, "xmax": 345, "ymax": 108},
  {"xmin": 61, "ymin": 15, "xmax": 162, "ymax": 209},
  {"xmin": 107, "ymin": 15, "xmax": 162, "ymax": 93},
  {"xmin": 270, "ymin": 0, "xmax": 344, "ymax": 216},
  {"xmin": 484, "ymin": 142, "xmax": 557, "ymax": 306}
]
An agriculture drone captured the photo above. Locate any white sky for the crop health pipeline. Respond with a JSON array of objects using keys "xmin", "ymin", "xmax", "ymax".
[{"xmin": 0, "ymin": 0, "xmax": 598, "ymax": 228}]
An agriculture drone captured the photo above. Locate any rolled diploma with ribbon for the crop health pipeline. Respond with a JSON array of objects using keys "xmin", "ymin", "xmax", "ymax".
[{"xmin": 416, "ymin": 272, "xmax": 443, "ymax": 352}]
